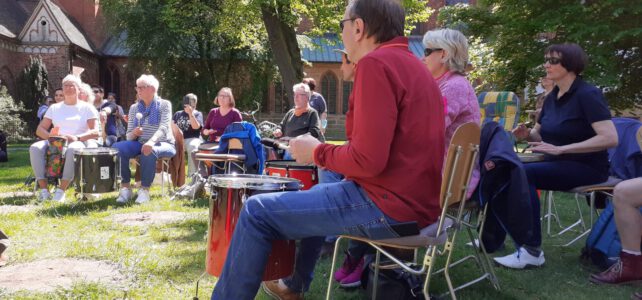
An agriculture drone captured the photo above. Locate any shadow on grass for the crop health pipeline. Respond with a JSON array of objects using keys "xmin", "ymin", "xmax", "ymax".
[
  {"xmin": 0, "ymin": 195, "xmax": 36, "ymax": 206},
  {"xmin": 38, "ymin": 197, "xmax": 122, "ymax": 217},
  {"xmin": 181, "ymin": 196, "xmax": 210, "ymax": 209}
]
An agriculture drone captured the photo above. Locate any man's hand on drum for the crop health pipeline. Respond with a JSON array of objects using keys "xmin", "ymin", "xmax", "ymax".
[
  {"xmin": 528, "ymin": 141, "xmax": 565, "ymax": 156},
  {"xmin": 512, "ymin": 123, "xmax": 530, "ymax": 141},
  {"xmin": 142, "ymin": 142, "xmax": 154, "ymax": 156},
  {"xmin": 289, "ymin": 134, "xmax": 321, "ymax": 164},
  {"xmin": 132, "ymin": 127, "xmax": 144, "ymax": 137}
]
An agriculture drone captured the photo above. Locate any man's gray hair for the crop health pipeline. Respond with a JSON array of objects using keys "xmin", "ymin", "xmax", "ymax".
[{"xmin": 293, "ymin": 83, "xmax": 311, "ymax": 100}]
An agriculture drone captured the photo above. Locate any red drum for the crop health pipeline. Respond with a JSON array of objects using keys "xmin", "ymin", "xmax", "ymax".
[
  {"xmin": 46, "ymin": 136, "xmax": 67, "ymax": 178},
  {"xmin": 265, "ymin": 160, "xmax": 318, "ymax": 190},
  {"xmin": 206, "ymin": 174, "xmax": 302, "ymax": 280}
]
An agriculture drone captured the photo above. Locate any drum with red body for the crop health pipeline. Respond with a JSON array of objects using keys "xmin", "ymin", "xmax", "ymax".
[
  {"xmin": 206, "ymin": 174, "xmax": 301, "ymax": 281},
  {"xmin": 46, "ymin": 136, "xmax": 67, "ymax": 178},
  {"xmin": 265, "ymin": 160, "xmax": 318, "ymax": 190}
]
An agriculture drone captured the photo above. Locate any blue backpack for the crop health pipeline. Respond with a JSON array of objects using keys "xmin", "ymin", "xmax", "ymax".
[{"xmin": 582, "ymin": 201, "xmax": 642, "ymax": 270}]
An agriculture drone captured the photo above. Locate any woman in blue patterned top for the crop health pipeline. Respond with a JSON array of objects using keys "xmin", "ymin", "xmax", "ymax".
[{"xmin": 112, "ymin": 74, "xmax": 176, "ymax": 204}]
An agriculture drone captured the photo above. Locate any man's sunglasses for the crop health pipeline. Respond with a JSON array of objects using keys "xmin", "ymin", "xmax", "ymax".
[
  {"xmin": 544, "ymin": 57, "xmax": 561, "ymax": 65},
  {"xmin": 424, "ymin": 48, "xmax": 443, "ymax": 57}
]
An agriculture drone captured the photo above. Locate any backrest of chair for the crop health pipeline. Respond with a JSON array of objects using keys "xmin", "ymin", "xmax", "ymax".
[
  {"xmin": 228, "ymin": 138, "xmax": 243, "ymax": 151},
  {"xmin": 440, "ymin": 122, "xmax": 481, "ymax": 209},
  {"xmin": 478, "ymin": 91, "xmax": 520, "ymax": 132}
]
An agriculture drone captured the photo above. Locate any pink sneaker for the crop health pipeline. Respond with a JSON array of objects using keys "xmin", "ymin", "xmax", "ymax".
[
  {"xmin": 339, "ymin": 257, "xmax": 365, "ymax": 288},
  {"xmin": 334, "ymin": 252, "xmax": 362, "ymax": 282}
]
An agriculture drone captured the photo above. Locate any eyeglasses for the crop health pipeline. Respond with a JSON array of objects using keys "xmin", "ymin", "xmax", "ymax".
[
  {"xmin": 135, "ymin": 85, "xmax": 149, "ymax": 90},
  {"xmin": 339, "ymin": 18, "xmax": 356, "ymax": 30},
  {"xmin": 544, "ymin": 57, "xmax": 561, "ymax": 65},
  {"xmin": 424, "ymin": 48, "xmax": 443, "ymax": 57}
]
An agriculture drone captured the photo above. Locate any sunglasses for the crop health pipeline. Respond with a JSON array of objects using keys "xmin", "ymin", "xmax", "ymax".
[
  {"xmin": 424, "ymin": 48, "xmax": 443, "ymax": 57},
  {"xmin": 339, "ymin": 18, "xmax": 355, "ymax": 30},
  {"xmin": 544, "ymin": 57, "xmax": 561, "ymax": 65}
]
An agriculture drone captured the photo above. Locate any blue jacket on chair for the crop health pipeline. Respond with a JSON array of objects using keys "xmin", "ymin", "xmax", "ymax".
[
  {"xmin": 472, "ymin": 122, "xmax": 534, "ymax": 252},
  {"xmin": 216, "ymin": 122, "xmax": 265, "ymax": 174},
  {"xmin": 610, "ymin": 118, "xmax": 642, "ymax": 180}
]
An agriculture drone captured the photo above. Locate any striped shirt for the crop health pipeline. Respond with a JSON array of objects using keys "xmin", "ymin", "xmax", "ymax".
[{"xmin": 126, "ymin": 97, "xmax": 175, "ymax": 144}]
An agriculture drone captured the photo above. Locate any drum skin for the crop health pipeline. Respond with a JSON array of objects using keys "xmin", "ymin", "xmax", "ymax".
[
  {"xmin": 198, "ymin": 143, "xmax": 219, "ymax": 169},
  {"xmin": 265, "ymin": 160, "xmax": 318, "ymax": 190},
  {"xmin": 206, "ymin": 175, "xmax": 301, "ymax": 281},
  {"xmin": 73, "ymin": 148, "xmax": 119, "ymax": 193}
]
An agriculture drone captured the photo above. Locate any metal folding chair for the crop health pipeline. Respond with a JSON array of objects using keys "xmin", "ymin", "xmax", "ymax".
[{"xmin": 325, "ymin": 123, "xmax": 489, "ymax": 299}]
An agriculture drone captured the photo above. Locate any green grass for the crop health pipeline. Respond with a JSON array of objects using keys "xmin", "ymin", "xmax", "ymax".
[{"xmin": 0, "ymin": 147, "xmax": 638, "ymax": 299}]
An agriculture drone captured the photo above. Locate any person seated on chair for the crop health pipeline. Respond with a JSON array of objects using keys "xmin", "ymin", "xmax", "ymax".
[
  {"xmin": 209, "ymin": 1, "xmax": 445, "ymax": 298},
  {"xmin": 202, "ymin": 87, "xmax": 242, "ymax": 143},
  {"xmin": 173, "ymin": 93, "xmax": 204, "ymax": 177},
  {"xmin": 274, "ymin": 83, "xmax": 325, "ymax": 160},
  {"xmin": 112, "ymin": 74, "xmax": 176, "ymax": 204},
  {"xmin": 326, "ymin": 28, "xmax": 484, "ymax": 288},
  {"xmin": 503, "ymin": 43, "xmax": 618, "ymax": 269},
  {"xmin": 93, "ymin": 86, "xmax": 121, "ymax": 147},
  {"xmin": 29, "ymin": 75, "xmax": 99, "ymax": 202},
  {"xmin": 78, "ymin": 82, "xmax": 104, "ymax": 146},
  {"xmin": 37, "ymin": 96, "xmax": 55, "ymax": 122},
  {"xmin": 590, "ymin": 177, "xmax": 642, "ymax": 299}
]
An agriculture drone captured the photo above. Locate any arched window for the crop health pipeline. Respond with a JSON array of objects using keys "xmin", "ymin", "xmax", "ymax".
[
  {"xmin": 320, "ymin": 72, "xmax": 338, "ymax": 114},
  {"xmin": 342, "ymin": 81, "xmax": 353, "ymax": 114},
  {"xmin": 273, "ymin": 81, "xmax": 289, "ymax": 113},
  {"xmin": 104, "ymin": 64, "xmax": 121, "ymax": 104}
]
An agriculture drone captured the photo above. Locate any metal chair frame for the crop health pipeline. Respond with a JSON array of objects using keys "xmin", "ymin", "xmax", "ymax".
[{"xmin": 325, "ymin": 123, "xmax": 493, "ymax": 300}]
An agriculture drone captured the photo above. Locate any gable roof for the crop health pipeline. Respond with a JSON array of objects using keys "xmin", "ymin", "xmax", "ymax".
[
  {"xmin": 14, "ymin": 0, "xmax": 94, "ymax": 53},
  {"xmin": 0, "ymin": 0, "xmax": 31, "ymax": 38}
]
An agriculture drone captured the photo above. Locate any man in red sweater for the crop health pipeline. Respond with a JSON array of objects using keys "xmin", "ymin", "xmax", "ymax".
[{"xmin": 211, "ymin": 1, "xmax": 444, "ymax": 299}]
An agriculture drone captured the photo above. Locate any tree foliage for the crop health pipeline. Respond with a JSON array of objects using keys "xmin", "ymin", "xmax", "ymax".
[
  {"xmin": 101, "ymin": 0, "xmax": 431, "ymax": 111},
  {"xmin": 439, "ymin": 0, "xmax": 642, "ymax": 113},
  {"xmin": 0, "ymin": 85, "xmax": 29, "ymax": 141},
  {"xmin": 19, "ymin": 56, "xmax": 48, "ymax": 131}
]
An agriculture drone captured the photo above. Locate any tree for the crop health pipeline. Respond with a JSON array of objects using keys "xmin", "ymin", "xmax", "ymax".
[
  {"xmin": 102, "ymin": 0, "xmax": 431, "ymax": 109},
  {"xmin": 0, "ymin": 85, "xmax": 29, "ymax": 141},
  {"xmin": 439, "ymin": 0, "xmax": 642, "ymax": 113},
  {"xmin": 19, "ymin": 55, "xmax": 48, "ymax": 132}
]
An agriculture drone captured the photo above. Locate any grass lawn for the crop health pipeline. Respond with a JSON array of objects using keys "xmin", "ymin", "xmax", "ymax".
[{"xmin": 0, "ymin": 144, "xmax": 637, "ymax": 299}]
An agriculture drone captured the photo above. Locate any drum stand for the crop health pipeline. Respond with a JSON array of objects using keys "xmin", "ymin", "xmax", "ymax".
[{"xmin": 192, "ymin": 271, "xmax": 208, "ymax": 300}]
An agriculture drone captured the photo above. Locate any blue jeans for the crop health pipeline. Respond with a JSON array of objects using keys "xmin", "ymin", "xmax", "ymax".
[
  {"xmin": 112, "ymin": 140, "xmax": 176, "ymax": 188},
  {"xmin": 210, "ymin": 180, "xmax": 400, "ymax": 300}
]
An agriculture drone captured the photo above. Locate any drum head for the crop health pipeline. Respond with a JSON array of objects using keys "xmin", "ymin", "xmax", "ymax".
[
  {"xmin": 199, "ymin": 143, "xmax": 219, "ymax": 151},
  {"xmin": 74, "ymin": 147, "xmax": 119, "ymax": 155},
  {"xmin": 518, "ymin": 152, "xmax": 545, "ymax": 163},
  {"xmin": 208, "ymin": 174, "xmax": 301, "ymax": 191},
  {"xmin": 265, "ymin": 160, "xmax": 317, "ymax": 170}
]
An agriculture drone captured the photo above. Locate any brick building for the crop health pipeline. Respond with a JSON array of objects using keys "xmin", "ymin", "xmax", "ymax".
[{"xmin": 0, "ymin": 0, "xmax": 474, "ymax": 139}]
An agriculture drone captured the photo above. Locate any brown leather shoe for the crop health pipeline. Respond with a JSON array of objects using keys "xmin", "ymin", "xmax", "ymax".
[
  {"xmin": 262, "ymin": 279, "xmax": 303, "ymax": 300},
  {"xmin": 590, "ymin": 252, "xmax": 642, "ymax": 285}
]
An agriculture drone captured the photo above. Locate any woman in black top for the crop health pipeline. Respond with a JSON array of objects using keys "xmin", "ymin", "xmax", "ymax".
[
  {"xmin": 173, "ymin": 93, "xmax": 204, "ymax": 176},
  {"xmin": 494, "ymin": 43, "xmax": 618, "ymax": 270}
]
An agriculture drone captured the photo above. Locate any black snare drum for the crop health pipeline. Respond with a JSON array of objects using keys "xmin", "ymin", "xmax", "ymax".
[{"xmin": 73, "ymin": 147, "xmax": 119, "ymax": 194}]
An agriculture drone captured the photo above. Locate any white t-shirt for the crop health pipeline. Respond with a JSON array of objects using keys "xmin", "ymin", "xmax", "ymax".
[{"xmin": 44, "ymin": 101, "xmax": 97, "ymax": 136}]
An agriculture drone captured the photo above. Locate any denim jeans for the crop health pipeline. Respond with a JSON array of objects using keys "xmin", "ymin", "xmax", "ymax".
[
  {"xmin": 210, "ymin": 180, "xmax": 399, "ymax": 300},
  {"xmin": 112, "ymin": 140, "xmax": 176, "ymax": 188}
]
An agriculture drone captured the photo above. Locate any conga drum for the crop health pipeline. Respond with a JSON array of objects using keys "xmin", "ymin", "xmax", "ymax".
[
  {"xmin": 206, "ymin": 174, "xmax": 301, "ymax": 281},
  {"xmin": 45, "ymin": 136, "xmax": 67, "ymax": 178},
  {"xmin": 265, "ymin": 160, "xmax": 318, "ymax": 190},
  {"xmin": 73, "ymin": 147, "xmax": 120, "ymax": 195}
]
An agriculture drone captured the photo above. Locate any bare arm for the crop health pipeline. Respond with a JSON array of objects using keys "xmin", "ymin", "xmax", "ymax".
[
  {"xmin": 36, "ymin": 118, "xmax": 53, "ymax": 140},
  {"xmin": 529, "ymin": 120, "xmax": 618, "ymax": 155}
]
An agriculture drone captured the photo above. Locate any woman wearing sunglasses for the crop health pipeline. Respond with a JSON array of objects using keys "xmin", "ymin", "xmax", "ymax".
[{"xmin": 502, "ymin": 43, "xmax": 618, "ymax": 269}]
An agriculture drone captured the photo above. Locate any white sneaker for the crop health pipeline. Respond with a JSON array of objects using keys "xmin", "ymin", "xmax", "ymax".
[
  {"xmin": 494, "ymin": 247, "xmax": 545, "ymax": 269},
  {"xmin": 135, "ymin": 189, "xmax": 150, "ymax": 204},
  {"xmin": 116, "ymin": 188, "xmax": 132, "ymax": 204},
  {"xmin": 38, "ymin": 189, "xmax": 51, "ymax": 202},
  {"xmin": 52, "ymin": 188, "xmax": 66, "ymax": 202}
]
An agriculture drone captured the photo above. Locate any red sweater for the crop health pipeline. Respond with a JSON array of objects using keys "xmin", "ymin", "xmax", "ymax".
[{"xmin": 314, "ymin": 37, "xmax": 445, "ymax": 227}]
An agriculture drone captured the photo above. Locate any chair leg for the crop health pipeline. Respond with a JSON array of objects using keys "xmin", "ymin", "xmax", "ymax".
[
  {"xmin": 372, "ymin": 250, "xmax": 381, "ymax": 300},
  {"xmin": 421, "ymin": 245, "xmax": 439, "ymax": 299},
  {"xmin": 325, "ymin": 236, "xmax": 344, "ymax": 300},
  {"xmin": 476, "ymin": 204, "xmax": 500, "ymax": 290}
]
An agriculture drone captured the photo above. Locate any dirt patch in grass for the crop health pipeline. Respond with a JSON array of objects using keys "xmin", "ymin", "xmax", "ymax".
[
  {"xmin": 0, "ymin": 258, "xmax": 125, "ymax": 293},
  {"xmin": 0, "ymin": 204, "xmax": 37, "ymax": 214},
  {"xmin": 108, "ymin": 211, "xmax": 197, "ymax": 226},
  {"xmin": 0, "ymin": 191, "xmax": 35, "ymax": 199}
]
